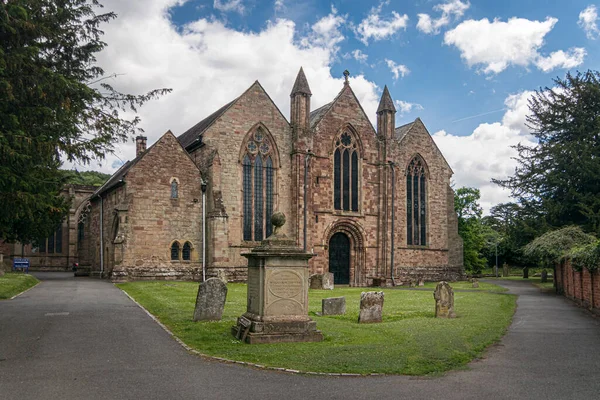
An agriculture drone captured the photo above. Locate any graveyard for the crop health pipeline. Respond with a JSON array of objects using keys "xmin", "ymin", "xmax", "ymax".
[{"xmin": 117, "ymin": 280, "xmax": 516, "ymax": 375}]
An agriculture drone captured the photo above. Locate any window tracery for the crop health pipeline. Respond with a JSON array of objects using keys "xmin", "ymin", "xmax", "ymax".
[
  {"xmin": 406, "ymin": 156, "xmax": 427, "ymax": 246},
  {"xmin": 334, "ymin": 131, "xmax": 359, "ymax": 212}
]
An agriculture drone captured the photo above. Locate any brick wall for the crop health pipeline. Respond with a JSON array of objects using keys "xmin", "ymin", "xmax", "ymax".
[{"xmin": 555, "ymin": 260, "xmax": 600, "ymax": 313}]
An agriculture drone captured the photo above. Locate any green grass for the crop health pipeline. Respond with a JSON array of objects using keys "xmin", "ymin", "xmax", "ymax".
[
  {"xmin": 118, "ymin": 281, "xmax": 516, "ymax": 375},
  {"xmin": 421, "ymin": 281, "xmax": 508, "ymax": 292},
  {"xmin": 0, "ymin": 272, "xmax": 39, "ymax": 299},
  {"xmin": 489, "ymin": 276, "xmax": 555, "ymax": 290}
]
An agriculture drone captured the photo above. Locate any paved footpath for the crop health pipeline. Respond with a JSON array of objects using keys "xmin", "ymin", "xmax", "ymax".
[{"xmin": 1, "ymin": 273, "xmax": 600, "ymax": 400}]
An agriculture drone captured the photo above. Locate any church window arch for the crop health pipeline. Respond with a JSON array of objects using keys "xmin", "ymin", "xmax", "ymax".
[
  {"xmin": 333, "ymin": 130, "xmax": 360, "ymax": 212},
  {"xmin": 241, "ymin": 126, "xmax": 277, "ymax": 241},
  {"xmin": 406, "ymin": 155, "xmax": 427, "ymax": 246},
  {"xmin": 182, "ymin": 242, "xmax": 192, "ymax": 261},
  {"xmin": 170, "ymin": 241, "xmax": 180, "ymax": 260},
  {"xmin": 170, "ymin": 178, "xmax": 179, "ymax": 199}
]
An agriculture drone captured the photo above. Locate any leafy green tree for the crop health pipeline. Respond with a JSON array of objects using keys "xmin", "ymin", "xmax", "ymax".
[
  {"xmin": 455, "ymin": 187, "xmax": 487, "ymax": 274},
  {"xmin": 495, "ymin": 70, "xmax": 600, "ymax": 234},
  {"xmin": 0, "ymin": 0, "xmax": 170, "ymax": 243},
  {"xmin": 60, "ymin": 170, "xmax": 111, "ymax": 187}
]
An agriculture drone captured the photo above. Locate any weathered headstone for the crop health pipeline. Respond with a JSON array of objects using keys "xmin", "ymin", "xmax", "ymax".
[
  {"xmin": 309, "ymin": 273, "xmax": 334, "ymax": 290},
  {"xmin": 322, "ymin": 297, "xmax": 346, "ymax": 315},
  {"xmin": 409, "ymin": 280, "xmax": 416, "ymax": 288},
  {"xmin": 193, "ymin": 278, "xmax": 228, "ymax": 321},
  {"xmin": 523, "ymin": 267, "xmax": 529, "ymax": 279},
  {"xmin": 433, "ymin": 281, "xmax": 456, "ymax": 318},
  {"xmin": 418, "ymin": 278, "xmax": 425, "ymax": 287},
  {"xmin": 502, "ymin": 263, "xmax": 510, "ymax": 277},
  {"xmin": 541, "ymin": 269, "xmax": 548, "ymax": 283},
  {"xmin": 358, "ymin": 291, "xmax": 384, "ymax": 323},
  {"xmin": 472, "ymin": 279, "xmax": 479, "ymax": 288}
]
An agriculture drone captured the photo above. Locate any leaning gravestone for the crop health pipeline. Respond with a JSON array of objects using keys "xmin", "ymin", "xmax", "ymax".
[
  {"xmin": 322, "ymin": 297, "xmax": 346, "ymax": 315},
  {"xmin": 193, "ymin": 278, "xmax": 228, "ymax": 321},
  {"xmin": 358, "ymin": 291, "xmax": 384, "ymax": 323},
  {"xmin": 434, "ymin": 281, "xmax": 456, "ymax": 318},
  {"xmin": 472, "ymin": 279, "xmax": 479, "ymax": 288},
  {"xmin": 502, "ymin": 263, "xmax": 510, "ymax": 277}
]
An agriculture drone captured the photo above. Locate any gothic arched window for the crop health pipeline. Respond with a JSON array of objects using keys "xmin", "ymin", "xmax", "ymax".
[
  {"xmin": 334, "ymin": 131, "xmax": 359, "ymax": 212},
  {"xmin": 182, "ymin": 242, "xmax": 191, "ymax": 261},
  {"xmin": 406, "ymin": 156, "xmax": 427, "ymax": 246},
  {"xmin": 242, "ymin": 127, "xmax": 276, "ymax": 242},
  {"xmin": 171, "ymin": 241, "xmax": 180, "ymax": 260}
]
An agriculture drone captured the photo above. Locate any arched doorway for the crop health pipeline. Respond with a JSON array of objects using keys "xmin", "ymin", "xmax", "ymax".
[{"xmin": 329, "ymin": 232, "xmax": 350, "ymax": 284}]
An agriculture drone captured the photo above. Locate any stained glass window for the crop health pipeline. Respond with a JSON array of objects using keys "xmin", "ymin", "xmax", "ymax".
[
  {"xmin": 242, "ymin": 127, "xmax": 276, "ymax": 241},
  {"xmin": 182, "ymin": 242, "xmax": 191, "ymax": 261},
  {"xmin": 171, "ymin": 180, "xmax": 178, "ymax": 198},
  {"xmin": 406, "ymin": 156, "xmax": 427, "ymax": 246},
  {"xmin": 333, "ymin": 131, "xmax": 360, "ymax": 212}
]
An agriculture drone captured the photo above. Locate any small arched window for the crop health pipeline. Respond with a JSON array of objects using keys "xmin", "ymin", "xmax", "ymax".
[
  {"xmin": 170, "ymin": 241, "xmax": 180, "ymax": 260},
  {"xmin": 406, "ymin": 156, "xmax": 427, "ymax": 246},
  {"xmin": 242, "ymin": 127, "xmax": 276, "ymax": 241},
  {"xmin": 334, "ymin": 131, "xmax": 359, "ymax": 212},
  {"xmin": 171, "ymin": 179, "xmax": 178, "ymax": 199},
  {"xmin": 182, "ymin": 242, "xmax": 191, "ymax": 261}
]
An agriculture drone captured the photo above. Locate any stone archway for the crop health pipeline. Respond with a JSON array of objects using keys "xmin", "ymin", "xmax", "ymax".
[
  {"xmin": 324, "ymin": 219, "xmax": 366, "ymax": 286},
  {"xmin": 329, "ymin": 232, "xmax": 350, "ymax": 284}
]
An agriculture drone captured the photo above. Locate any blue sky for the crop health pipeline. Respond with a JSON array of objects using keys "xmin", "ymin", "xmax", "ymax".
[{"xmin": 74, "ymin": 0, "xmax": 600, "ymax": 211}]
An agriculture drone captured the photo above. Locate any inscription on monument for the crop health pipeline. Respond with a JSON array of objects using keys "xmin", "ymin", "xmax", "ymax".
[
  {"xmin": 247, "ymin": 267, "xmax": 261, "ymax": 314},
  {"xmin": 269, "ymin": 271, "xmax": 303, "ymax": 298}
]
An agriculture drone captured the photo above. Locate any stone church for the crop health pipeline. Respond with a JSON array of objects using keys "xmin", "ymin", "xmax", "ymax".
[{"xmin": 74, "ymin": 68, "xmax": 463, "ymax": 285}]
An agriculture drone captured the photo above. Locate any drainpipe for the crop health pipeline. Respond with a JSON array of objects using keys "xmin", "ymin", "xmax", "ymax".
[
  {"xmin": 303, "ymin": 151, "xmax": 314, "ymax": 252},
  {"xmin": 201, "ymin": 179, "xmax": 207, "ymax": 282},
  {"xmin": 389, "ymin": 161, "xmax": 396, "ymax": 286},
  {"xmin": 100, "ymin": 196, "xmax": 104, "ymax": 278}
]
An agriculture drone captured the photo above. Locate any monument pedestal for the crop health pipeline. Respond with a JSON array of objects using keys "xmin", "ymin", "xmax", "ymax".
[{"xmin": 232, "ymin": 213, "xmax": 323, "ymax": 344}]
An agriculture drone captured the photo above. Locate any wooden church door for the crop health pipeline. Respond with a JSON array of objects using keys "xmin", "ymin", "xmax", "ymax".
[{"xmin": 329, "ymin": 232, "xmax": 350, "ymax": 284}]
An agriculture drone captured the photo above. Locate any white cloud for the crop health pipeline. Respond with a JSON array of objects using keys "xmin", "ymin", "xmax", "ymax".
[
  {"xmin": 63, "ymin": 0, "xmax": 382, "ymax": 174},
  {"xmin": 417, "ymin": 0, "xmax": 470, "ymax": 35},
  {"xmin": 432, "ymin": 91, "xmax": 537, "ymax": 213},
  {"xmin": 274, "ymin": 0, "xmax": 285, "ymax": 12},
  {"xmin": 351, "ymin": 49, "xmax": 368, "ymax": 63},
  {"xmin": 214, "ymin": 0, "xmax": 244, "ymax": 14},
  {"xmin": 444, "ymin": 17, "xmax": 585, "ymax": 74},
  {"xmin": 385, "ymin": 59, "xmax": 410, "ymax": 80},
  {"xmin": 301, "ymin": 6, "xmax": 346, "ymax": 51},
  {"xmin": 394, "ymin": 100, "xmax": 423, "ymax": 116},
  {"xmin": 578, "ymin": 5, "xmax": 599, "ymax": 39},
  {"xmin": 535, "ymin": 48, "xmax": 586, "ymax": 72},
  {"xmin": 355, "ymin": 1, "xmax": 409, "ymax": 45}
]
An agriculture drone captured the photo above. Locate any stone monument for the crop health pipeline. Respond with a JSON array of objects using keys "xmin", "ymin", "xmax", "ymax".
[
  {"xmin": 309, "ymin": 272, "xmax": 334, "ymax": 290},
  {"xmin": 193, "ymin": 278, "xmax": 228, "ymax": 321},
  {"xmin": 232, "ymin": 212, "xmax": 323, "ymax": 344},
  {"xmin": 472, "ymin": 279, "xmax": 479, "ymax": 288},
  {"xmin": 322, "ymin": 297, "xmax": 346, "ymax": 315},
  {"xmin": 434, "ymin": 281, "xmax": 456, "ymax": 318},
  {"xmin": 358, "ymin": 291, "xmax": 384, "ymax": 323}
]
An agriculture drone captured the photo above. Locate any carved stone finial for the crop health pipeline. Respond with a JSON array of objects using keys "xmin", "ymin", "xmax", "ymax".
[
  {"xmin": 271, "ymin": 212, "xmax": 286, "ymax": 234},
  {"xmin": 343, "ymin": 70, "xmax": 350, "ymax": 84}
]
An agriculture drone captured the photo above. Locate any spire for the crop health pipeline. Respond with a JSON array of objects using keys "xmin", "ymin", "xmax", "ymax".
[
  {"xmin": 377, "ymin": 85, "xmax": 396, "ymax": 113},
  {"xmin": 290, "ymin": 67, "xmax": 312, "ymax": 96}
]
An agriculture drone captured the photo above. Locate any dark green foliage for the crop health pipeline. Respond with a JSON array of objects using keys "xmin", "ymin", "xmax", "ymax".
[
  {"xmin": 60, "ymin": 169, "xmax": 110, "ymax": 186},
  {"xmin": 455, "ymin": 187, "xmax": 487, "ymax": 274},
  {"xmin": 0, "ymin": 0, "xmax": 170, "ymax": 243},
  {"xmin": 495, "ymin": 70, "xmax": 600, "ymax": 234},
  {"xmin": 523, "ymin": 226, "xmax": 596, "ymax": 269}
]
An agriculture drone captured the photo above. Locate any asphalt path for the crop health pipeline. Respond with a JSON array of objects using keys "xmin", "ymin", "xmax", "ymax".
[{"xmin": 1, "ymin": 273, "xmax": 599, "ymax": 400}]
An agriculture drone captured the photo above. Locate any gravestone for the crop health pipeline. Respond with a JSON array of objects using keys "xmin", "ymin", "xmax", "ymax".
[
  {"xmin": 322, "ymin": 297, "xmax": 346, "ymax": 315},
  {"xmin": 193, "ymin": 278, "xmax": 228, "ymax": 321},
  {"xmin": 472, "ymin": 279, "xmax": 479, "ymax": 288},
  {"xmin": 523, "ymin": 267, "xmax": 529, "ymax": 279},
  {"xmin": 309, "ymin": 273, "xmax": 334, "ymax": 290},
  {"xmin": 434, "ymin": 281, "xmax": 456, "ymax": 318},
  {"xmin": 409, "ymin": 281, "xmax": 416, "ymax": 288},
  {"xmin": 502, "ymin": 263, "xmax": 510, "ymax": 277},
  {"xmin": 541, "ymin": 269, "xmax": 548, "ymax": 283},
  {"xmin": 418, "ymin": 278, "xmax": 425, "ymax": 287},
  {"xmin": 216, "ymin": 269, "xmax": 228, "ymax": 284},
  {"xmin": 358, "ymin": 291, "xmax": 384, "ymax": 323},
  {"xmin": 232, "ymin": 212, "xmax": 323, "ymax": 344}
]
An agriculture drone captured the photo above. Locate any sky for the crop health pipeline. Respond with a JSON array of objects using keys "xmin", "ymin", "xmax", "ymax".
[{"xmin": 69, "ymin": 0, "xmax": 600, "ymax": 213}]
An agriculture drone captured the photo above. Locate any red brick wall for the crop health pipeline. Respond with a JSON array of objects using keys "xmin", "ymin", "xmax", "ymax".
[{"xmin": 555, "ymin": 260, "xmax": 600, "ymax": 312}]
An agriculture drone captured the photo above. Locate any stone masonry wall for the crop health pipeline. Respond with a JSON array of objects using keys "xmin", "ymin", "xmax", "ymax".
[{"xmin": 556, "ymin": 260, "xmax": 600, "ymax": 313}]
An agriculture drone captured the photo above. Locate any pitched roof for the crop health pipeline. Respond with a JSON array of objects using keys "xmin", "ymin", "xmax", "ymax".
[
  {"xmin": 177, "ymin": 100, "xmax": 236, "ymax": 149},
  {"xmin": 377, "ymin": 85, "xmax": 396, "ymax": 113},
  {"xmin": 309, "ymin": 102, "xmax": 332, "ymax": 128},
  {"xmin": 394, "ymin": 122, "xmax": 414, "ymax": 142},
  {"xmin": 290, "ymin": 67, "xmax": 312, "ymax": 96}
]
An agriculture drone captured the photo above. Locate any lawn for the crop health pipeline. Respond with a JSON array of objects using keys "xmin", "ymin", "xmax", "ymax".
[
  {"xmin": 0, "ymin": 272, "xmax": 39, "ymax": 299},
  {"xmin": 489, "ymin": 276, "xmax": 555, "ymax": 290},
  {"xmin": 118, "ymin": 281, "xmax": 516, "ymax": 375}
]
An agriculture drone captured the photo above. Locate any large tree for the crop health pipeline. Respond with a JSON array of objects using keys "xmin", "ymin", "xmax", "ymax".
[
  {"xmin": 454, "ymin": 187, "xmax": 487, "ymax": 274},
  {"xmin": 495, "ymin": 70, "xmax": 600, "ymax": 234},
  {"xmin": 0, "ymin": 0, "xmax": 170, "ymax": 243}
]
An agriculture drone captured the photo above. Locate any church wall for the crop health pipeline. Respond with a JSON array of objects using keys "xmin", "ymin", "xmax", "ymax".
[
  {"xmin": 190, "ymin": 83, "xmax": 294, "ymax": 281},
  {"xmin": 307, "ymin": 86, "xmax": 382, "ymax": 285}
]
